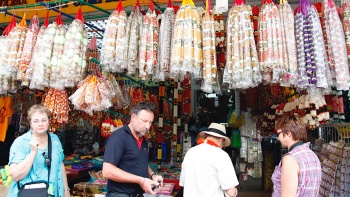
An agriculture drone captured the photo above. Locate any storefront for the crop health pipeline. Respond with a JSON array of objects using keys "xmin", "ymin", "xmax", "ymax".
[{"xmin": 0, "ymin": 0, "xmax": 350, "ymax": 196}]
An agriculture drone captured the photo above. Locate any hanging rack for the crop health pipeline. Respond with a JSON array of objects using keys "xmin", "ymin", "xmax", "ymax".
[
  {"xmin": 74, "ymin": 0, "xmax": 111, "ymax": 15},
  {"xmin": 3, "ymin": 10, "xmax": 30, "ymax": 23},
  {"xmin": 0, "ymin": 0, "xmax": 70, "ymax": 11},
  {"xmin": 1, "ymin": 0, "xmax": 166, "ymax": 26},
  {"xmin": 39, "ymin": 2, "xmax": 104, "ymax": 37},
  {"xmin": 152, "ymin": 1, "xmax": 162, "ymax": 10}
]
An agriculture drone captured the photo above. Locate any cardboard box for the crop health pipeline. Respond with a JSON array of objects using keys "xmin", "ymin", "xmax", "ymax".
[{"xmin": 0, "ymin": 185, "xmax": 10, "ymax": 197}]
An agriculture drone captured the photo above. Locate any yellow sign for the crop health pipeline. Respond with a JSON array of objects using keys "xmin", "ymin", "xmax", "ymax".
[{"xmin": 0, "ymin": 0, "xmax": 170, "ymax": 25}]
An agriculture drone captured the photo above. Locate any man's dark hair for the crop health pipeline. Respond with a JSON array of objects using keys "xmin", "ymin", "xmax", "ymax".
[{"xmin": 131, "ymin": 102, "xmax": 156, "ymax": 115}]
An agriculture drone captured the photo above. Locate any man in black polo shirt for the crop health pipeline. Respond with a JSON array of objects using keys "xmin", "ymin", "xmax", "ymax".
[{"xmin": 103, "ymin": 102, "xmax": 163, "ymax": 197}]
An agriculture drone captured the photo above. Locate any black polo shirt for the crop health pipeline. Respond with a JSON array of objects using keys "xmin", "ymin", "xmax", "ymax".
[{"xmin": 103, "ymin": 125, "xmax": 149, "ymax": 194}]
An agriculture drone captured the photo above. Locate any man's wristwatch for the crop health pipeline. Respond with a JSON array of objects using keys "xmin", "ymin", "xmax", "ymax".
[{"xmin": 150, "ymin": 173, "xmax": 157, "ymax": 179}]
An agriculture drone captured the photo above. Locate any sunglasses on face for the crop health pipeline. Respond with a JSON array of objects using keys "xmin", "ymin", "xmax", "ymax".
[{"xmin": 42, "ymin": 151, "xmax": 50, "ymax": 167}]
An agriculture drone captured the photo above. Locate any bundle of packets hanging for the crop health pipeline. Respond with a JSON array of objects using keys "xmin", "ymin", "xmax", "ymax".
[
  {"xmin": 319, "ymin": 142, "xmax": 350, "ymax": 197},
  {"xmin": 0, "ymin": 165, "xmax": 12, "ymax": 186}
]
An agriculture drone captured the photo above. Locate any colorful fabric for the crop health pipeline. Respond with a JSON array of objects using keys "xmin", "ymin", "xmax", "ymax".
[{"xmin": 0, "ymin": 96, "xmax": 13, "ymax": 142}]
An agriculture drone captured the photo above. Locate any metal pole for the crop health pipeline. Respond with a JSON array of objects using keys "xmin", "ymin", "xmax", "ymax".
[
  {"xmin": 73, "ymin": 0, "xmax": 111, "ymax": 15},
  {"xmin": 0, "ymin": 0, "xmax": 70, "ymax": 11},
  {"xmin": 4, "ymin": 11, "xmax": 30, "ymax": 23},
  {"xmin": 39, "ymin": 2, "xmax": 104, "ymax": 36}
]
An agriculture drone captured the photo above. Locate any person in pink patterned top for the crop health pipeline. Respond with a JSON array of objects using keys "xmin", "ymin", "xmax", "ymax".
[{"xmin": 271, "ymin": 114, "xmax": 321, "ymax": 197}]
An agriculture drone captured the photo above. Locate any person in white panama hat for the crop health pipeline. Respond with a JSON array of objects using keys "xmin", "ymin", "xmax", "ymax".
[{"xmin": 179, "ymin": 123, "xmax": 239, "ymax": 197}]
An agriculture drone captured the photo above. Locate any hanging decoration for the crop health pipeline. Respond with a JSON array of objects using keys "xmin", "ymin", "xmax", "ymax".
[
  {"xmin": 60, "ymin": 7, "xmax": 88, "ymax": 88},
  {"xmin": 156, "ymin": 4, "xmax": 175, "ymax": 81},
  {"xmin": 170, "ymin": 1, "xmax": 202, "ymax": 80},
  {"xmin": 29, "ymin": 12, "xmax": 66, "ymax": 90},
  {"xmin": 100, "ymin": 1, "xmax": 127, "ymax": 72},
  {"xmin": 68, "ymin": 74, "xmax": 116, "ymax": 116},
  {"xmin": 201, "ymin": 0, "xmax": 219, "ymax": 93},
  {"xmin": 278, "ymin": 0, "xmax": 298, "ymax": 87},
  {"xmin": 158, "ymin": 81, "xmax": 165, "ymax": 169},
  {"xmin": 17, "ymin": 13, "xmax": 39, "ymax": 86},
  {"xmin": 86, "ymin": 36, "xmax": 99, "ymax": 72},
  {"xmin": 139, "ymin": 0, "xmax": 159, "ymax": 80},
  {"xmin": 324, "ymin": 0, "xmax": 350, "ymax": 90},
  {"xmin": 110, "ymin": 74, "xmax": 129, "ymax": 109},
  {"xmin": 181, "ymin": 78, "xmax": 192, "ymax": 117},
  {"xmin": 0, "ymin": 15, "xmax": 16, "ymax": 94},
  {"xmin": 48, "ymin": 13, "xmax": 67, "ymax": 90},
  {"xmin": 224, "ymin": 4, "xmax": 261, "ymax": 89},
  {"xmin": 252, "ymin": 6, "xmax": 260, "ymax": 44},
  {"xmin": 212, "ymin": 7, "xmax": 226, "ymax": 70},
  {"xmin": 124, "ymin": 0, "xmax": 143, "ymax": 75},
  {"xmin": 1, "ymin": 14, "xmax": 27, "ymax": 93},
  {"xmin": 43, "ymin": 88, "xmax": 70, "ymax": 130},
  {"xmin": 4, "ymin": 13, "xmax": 27, "ymax": 80},
  {"xmin": 295, "ymin": 0, "xmax": 330, "ymax": 91},
  {"xmin": 258, "ymin": 0, "xmax": 283, "ymax": 84},
  {"xmin": 26, "ymin": 11, "xmax": 50, "ymax": 86},
  {"xmin": 177, "ymin": 86, "xmax": 183, "ymax": 161},
  {"xmin": 170, "ymin": 78, "xmax": 177, "ymax": 163},
  {"xmin": 101, "ymin": 117, "xmax": 123, "ymax": 138},
  {"xmin": 342, "ymin": 0, "xmax": 350, "ymax": 64}
]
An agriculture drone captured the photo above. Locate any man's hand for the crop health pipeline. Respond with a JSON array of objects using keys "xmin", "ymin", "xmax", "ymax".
[
  {"xmin": 140, "ymin": 178, "xmax": 159, "ymax": 194},
  {"xmin": 151, "ymin": 174, "xmax": 164, "ymax": 187}
]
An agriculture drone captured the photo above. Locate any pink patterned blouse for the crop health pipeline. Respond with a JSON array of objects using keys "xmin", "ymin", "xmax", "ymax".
[{"xmin": 271, "ymin": 142, "xmax": 322, "ymax": 197}]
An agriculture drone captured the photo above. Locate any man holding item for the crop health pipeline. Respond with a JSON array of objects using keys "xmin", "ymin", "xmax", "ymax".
[{"xmin": 103, "ymin": 102, "xmax": 163, "ymax": 197}]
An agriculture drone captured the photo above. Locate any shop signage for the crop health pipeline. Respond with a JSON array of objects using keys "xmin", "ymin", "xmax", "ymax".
[{"xmin": 115, "ymin": 73, "xmax": 160, "ymax": 87}]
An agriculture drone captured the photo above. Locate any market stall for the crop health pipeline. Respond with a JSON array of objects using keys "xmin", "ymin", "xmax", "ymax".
[{"xmin": 0, "ymin": 0, "xmax": 350, "ymax": 195}]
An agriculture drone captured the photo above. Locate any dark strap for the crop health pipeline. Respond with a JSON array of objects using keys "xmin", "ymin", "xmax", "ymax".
[
  {"xmin": 17, "ymin": 132, "xmax": 52, "ymax": 190},
  {"xmin": 48, "ymin": 132, "xmax": 52, "ymax": 185}
]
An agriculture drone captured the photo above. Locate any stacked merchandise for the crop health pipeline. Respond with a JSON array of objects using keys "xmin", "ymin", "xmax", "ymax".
[
  {"xmin": 239, "ymin": 112, "xmax": 263, "ymax": 180},
  {"xmin": 319, "ymin": 142, "xmax": 350, "ymax": 197},
  {"xmin": 73, "ymin": 180, "xmax": 107, "ymax": 196}
]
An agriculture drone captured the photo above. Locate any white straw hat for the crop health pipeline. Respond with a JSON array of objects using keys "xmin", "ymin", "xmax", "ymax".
[{"xmin": 198, "ymin": 123, "xmax": 231, "ymax": 147}]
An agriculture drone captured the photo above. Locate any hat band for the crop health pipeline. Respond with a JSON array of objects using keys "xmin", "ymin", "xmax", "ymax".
[{"xmin": 207, "ymin": 128, "xmax": 227, "ymax": 137}]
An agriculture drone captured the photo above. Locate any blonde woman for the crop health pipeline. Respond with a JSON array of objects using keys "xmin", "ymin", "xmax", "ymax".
[{"xmin": 8, "ymin": 104, "xmax": 70, "ymax": 196}]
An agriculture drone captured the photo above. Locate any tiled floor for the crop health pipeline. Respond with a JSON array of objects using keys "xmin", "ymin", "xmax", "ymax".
[{"xmin": 238, "ymin": 191, "xmax": 272, "ymax": 197}]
